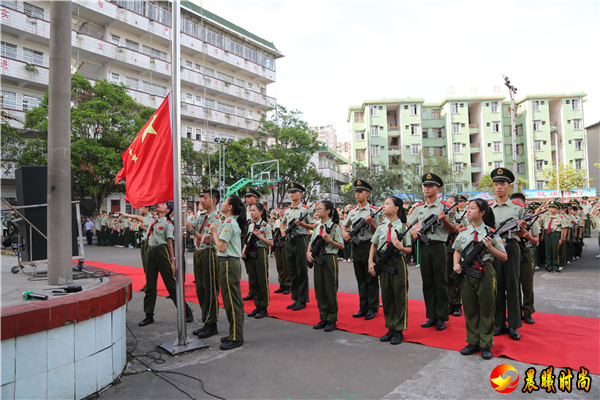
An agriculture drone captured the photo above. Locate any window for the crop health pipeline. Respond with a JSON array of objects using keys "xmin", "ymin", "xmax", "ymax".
[
  {"xmin": 217, "ymin": 71, "xmax": 234, "ymax": 84},
  {"xmin": 204, "ymin": 67, "xmax": 215, "ymax": 78},
  {"xmin": 573, "ymin": 119, "xmax": 581, "ymax": 130},
  {"xmin": 454, "ymin": 162, "xmax": 462, "ymax": 172},
  {"xmin": 517, "ymin": 163, "xmax": 525, "ymax": 174},
  {"xmin": 516, "ymin": 125, "xmax": 523, "ymax": 136},
  {"xmin": 491, "ymin": 101, "xmax": 498, "ymax": 112},
  {"xmin": 1, "ymin": 90, "xmax": 16, "ymax": 109},
  {"xmin": 411, "ymin": 144, "xmax": 419, "ymax": 155},
  {"xmin": 492, "ymin": 122, "xmax": 500, "ymax": 132},
  {"xmin": 195, "ymin": 128, "xmax": 202, "ymax": 140},
  {"xmin": 235, "ymin": 78, "xmax": 245, "ymax": 87},
  {"xmin": 125, "ymin": 39, "xmax": 139, "ymax": 52},
  {"xmin": 1, "ymin": 41, "xmax": 17, "ymax": 58},
  {"xmin": 354, "ymin": 112, "xmax": 364, "ymax": 122},
  {"xmin": 143, "ymin": 45, "xmax": 168, "ymax": 61},
  {"xmin": 494, "ymin": 161, "xmax": 502, "ymax": 169},
  {"xmin": 23, "ymin": 48, "xmax": 43, "ymax": 65},
  {"xmin": 451, "ymin": 103, "xmax": 459, "ymax": 114},
  {"xmin": 110, "ymin": 72, "xmax": 120, "ymax": 83},
  {"xmin": 370, "ymin": 106, "xmax": 377, "ymax": 116},
  {"xmin": 431, "ymin": 110, "xmax": 441, "ymax": 119},
  {"xmin": 371, "ymin": 145, "xmax": 379, "ymax": 157},
  {"xmin": 421, "ymin": 110, "xmax": 427, "ymax": 119},
  {"xmin": 205, "ymin": 98, "xmax": 215, "ymax": 109},
  {"xmin": 195, "ymin": 95, "xmax": 202, "ymax": 105},
  {"xmin": 433, "ymin": 147, "xmax": 443, "ymax": 156},
  {"xmin": 373, "ymin": 165, "xmax": 381, "ymax": 175},
  {"xmin": 194, "ymin": 63, "xmax": 202, "ymax": 72},
  {"xmin": 23, "ymin": 2, "xmax": 44, "ymax": 19},
  {"xmin": 356, "ymin": 149, "xmax": 365, "ymax": 160},
  {"xmin": 534, "ymin": 140, "xmax": 542, "ymax": 151},
  {"xmin": 493, "ymin": 142, "xmax": 501, "ymax": 152},
  {"xmin": 574, "ymin": 139, "xmax": 582, "ymax": 150},
  {"xmin": 453, "ymin": 143, "xmax": 461, "ymax": 154},
  {"xmin": 110, "ymin": 34, "xmax": 120, "ymax": 46},
  {"xmin": 370, "ymin": 126, "xmax": 378, "ymax": 137},
  {"xmin": 536, "ymin": 181, "xmax": 544, "ymax": 190},
  {"xmin": 410, "ymin": 124, "xmax": 419, "ymax": 135},
  {"xmin": 575, "ymin": 159, "xmax": 582, "ymax": 170},
  {"xmin": 236, "ymin": 107, "xmax": 245, "ymax": 117},
  {"xmin": 535, "ymin": 160, "xmax": 543, "ymax": 171},
  {"xmin": 142, "ymin": 81, "xmax": 167, "ymax": 97},
  {"xmin": 22, "ymin": 95, "xmax": 41, "ymax": 111},
  {"xmin": 125, "ymin": 76, "xmax": 139, "ymax": 90},
  {"xmin": 452, "ymin": 123, "xmax": 460, "ymax": 134},
  {"xmin": 572, "ymin": 99, "xmax": 579, "ymax": 110},
  {"xmin": 413, "ymin": 164, "xmax": 420, "ymax": 174},
  {"xmin": 422, "ymin": 128, "xmax": 428, "ymax": 138},
  {"xmin": 186, "ymin": 126, "xmax": 192, "ymax": 139},
  {"xmin": 432, "ymin": 128, "xmax": 442, "ymax": 138},
  {"xmin": 533, "ymin": 120, "xmax": 541, "ymax": 131},
  {"xmin": 532, "ymin": 100, "xmax": 539, "ymax": 112},
  {"xmin": 1, "ymin": 1, "xmax": 17, "ymax": 9},
  {"xmin": 355, "ymin": 130, "xmax": 365, "ymax": 141},
  {"xmin": 247, "ymin": 82, "xmax": 253, "ymax": 89},
  {"xmin": 185, "ymin": 60, "xmax": 192, "ymax": 68},
  {"xmin": 410, "ymin": 104, "xmax": 417, "ymax": 115}
]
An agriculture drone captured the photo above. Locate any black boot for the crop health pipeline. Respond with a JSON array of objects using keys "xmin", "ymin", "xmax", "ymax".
[
  {"xmin": 197, "ymin": 323, "xmax": 218, "ymax": 339},
  {"xmin": 274, "ymin": 285, "xmax": 284, "ymax": 294},
  {"xmin": 185, "ymin": 304, "xmax": 193, "ymax": 323},
  {"xmin": 139, "ymin": 314, "xmax": 154, "ymax": 326}
]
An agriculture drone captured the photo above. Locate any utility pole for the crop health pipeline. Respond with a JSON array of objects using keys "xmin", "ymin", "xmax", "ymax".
[
  {"xmin": 47, "ymin": 1, "xmax": 73, "ymax": 285},
  {"xmin": 503, "ymin": 75, "xmax": 519, "ymax": 193}
]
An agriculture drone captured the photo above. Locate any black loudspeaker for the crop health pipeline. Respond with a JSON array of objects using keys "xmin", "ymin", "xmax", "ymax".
[{"xmin": 15, "ymin": 166, "xmax": 79, "ymax": 262}]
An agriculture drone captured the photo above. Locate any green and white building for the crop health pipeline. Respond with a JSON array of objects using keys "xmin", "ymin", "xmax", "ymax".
[{"xmin": 347, "ymin": 93, "xmax": 588, "ymax": 191}]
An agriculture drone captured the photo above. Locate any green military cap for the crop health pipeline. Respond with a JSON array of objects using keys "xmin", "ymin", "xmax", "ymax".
[
  {"xmin": 287, "ymin": 182, "xmax": 305, "ymax": 193},
  {"xmin": 457, "ymin": 195, "xmax": 468, "ymax": 202},
  {"xmin": 241, "ymin": 187, "xmax": 260, "ymax": 198},
  {"xmin": 569, "ymin": 199, "xmax": 580, "ymax": 205},
  {"xmin": 548, "ymin": 201, "xmax": 559, "ymax": 208},
  {"xmin": 490, "ymin": 167, "xmax": 515, "ymax": 183},
  {"xmin": 421, "ymin": 173, "xmax": 444, "ymax": 187},
  {"xmin": 352, "ymin": 179, "xmax": 373, "ymax": 191},
  {"xmin": 582, "ymin": 196, "xmax": 589, "ymax": 200},
  {"xmin": 526, "ymin": 203, "xmax": 537, "ymax": 212}
]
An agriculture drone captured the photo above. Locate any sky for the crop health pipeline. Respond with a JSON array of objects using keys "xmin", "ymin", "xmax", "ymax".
[{"xmin": 194, "ymin": 0, "xmax": 599, "ymax": 143}]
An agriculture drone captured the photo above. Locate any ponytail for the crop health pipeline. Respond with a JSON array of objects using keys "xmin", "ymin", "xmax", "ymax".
[
  {"xmin": 320, "ymin": 200, "xmax": 339, "ymax": 225},
  {"xmin": 252, "ymin": 203, "xmax": 268, "ymax": 222},
  {"xmin": 471, "ymin": 198, "xmax": 496, "ymax": 228},
  {"xmin": 227, "ymin": 195, "xmax": 248, "ymax": 238},
  {"xmin": 387, "ymin": 196, "xmax": 407, "ymax": 223}
]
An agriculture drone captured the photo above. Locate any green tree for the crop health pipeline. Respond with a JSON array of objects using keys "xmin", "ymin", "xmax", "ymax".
[
  {"xmin": 538, "ymin": 162, "xmax": 591, "ymax": 191},
  {"xmin": 10, "ymin": 73, "xmax": 155, "ymax": 214},
  {"xmin": 476, "ymin": 175, "xmax": 528, "ymax": 197}
]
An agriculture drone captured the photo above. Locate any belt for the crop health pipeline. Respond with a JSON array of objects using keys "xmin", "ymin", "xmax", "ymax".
[
  {"xmin": 218, "ymin": 256, "xmax": 239, "ymax": 260},
  {"xmin": 194, "ymin": 248, "xmax": 214, "ymax": 254},
  {"xmin": 292, "ymin": 234, "xmax": 308, "ymax": 239},
  {"xmin": 420, "ymin": 240, "xmax": 445, "ymax": 246},
  {"xmin": 149, "ymin": 244, "xmax": 167, "ymax": 250}
]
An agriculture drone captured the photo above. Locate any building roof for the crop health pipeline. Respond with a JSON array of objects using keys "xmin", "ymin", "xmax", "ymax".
[
  {"xmin": 317, "ymin": 146, "xmax": 349, "ymax": 164},
  {"xmin": 513, "ymin": 92, "xmax": 587, "ymax": 105},
  {"xmin": 585, "ymin": 121, "xmax": 600, "ymax": 130},
  {"xmin": 346, "ymin": 99, "xmax": 426, "ymax": 120},
  {"xmin": 182, "ymin": 1, "xmax": 281, "ymax": 55}
]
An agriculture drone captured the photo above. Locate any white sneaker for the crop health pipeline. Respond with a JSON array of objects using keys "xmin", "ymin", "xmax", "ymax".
[
  {"xmin": 567, "ymin": 261, "xmax": 571, "ymax": 265},
  {"xmin": 559, "ymin": 266, "xmax": 564, "ymax": 271},
  {"xmin": 535, "ymin": 266, "xmax": 540, "ymax": 270},
  {"xmin": 595, "ymin": 254, "xmax": 600, "ymax": 259}
]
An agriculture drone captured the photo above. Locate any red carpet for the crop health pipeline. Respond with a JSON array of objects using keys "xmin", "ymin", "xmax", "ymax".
[{"xmin": 87, "ymin": 260, "xmax": 600, "ymax": 375}]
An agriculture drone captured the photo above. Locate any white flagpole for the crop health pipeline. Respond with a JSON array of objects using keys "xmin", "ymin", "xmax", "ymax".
[{"xmin": 161, "ymin": 0, "xmax": 207, "ymax": 355}]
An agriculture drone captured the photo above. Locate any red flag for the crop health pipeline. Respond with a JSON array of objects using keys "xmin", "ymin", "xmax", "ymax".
[{"xmin": 115, "ymin": 94, "xmax": 173, "ymax": 209}]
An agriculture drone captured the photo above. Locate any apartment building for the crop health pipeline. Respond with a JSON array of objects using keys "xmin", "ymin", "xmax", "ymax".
[
  {"xmin": 585, "ymin": 121, "xmax": 600, "ymax": 196},
  {"xmin": 0, "ymin": 0, "xmax": 282, "ymax": 209},
  {"xmin": 309, "ymin": 123, "xmax": 337, "ymax": 150},
  {"xmin": 347, "ymin": 93, "xmax": 588, "ymax": 191},
  {"xmin": 336, "ymin": 140, "xmax": 352, "ymax": 176}
]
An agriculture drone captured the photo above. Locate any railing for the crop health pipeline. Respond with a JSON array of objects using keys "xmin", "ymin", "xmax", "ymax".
[
  {"xmin": 550, "ymin": 121, "xmax": 558, "ymax": 126},
  {"xmin": 0, "ymin": 1, "xmax": 50, "ymax": 21},
  {"xmin": 469, "ymin": 124, "xmax": 479, "ymax": 128},
  {"xmin": 471, "ymin": 163, "xmax": 481, "ymax": 167},
  {"xmin": 388, "ymin": 145, "xmax": 400, "ymax": 150},
  {"xmin": 0, "ymin": 52, "xmax": 49, "ymax": 68},
  {"xmin": 470, "ymin": 143, "xmax": 480, "ymax": 148},
  {"xmin": 388, "ymin": 126, "xmax": 400, "ymax": 131}
]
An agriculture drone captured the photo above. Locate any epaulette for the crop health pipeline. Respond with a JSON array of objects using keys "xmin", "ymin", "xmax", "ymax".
[
  {"xmin": 167, "ymin": 220, "xmax": 172, "ymax": 224},
  {"xmin": 349, "ymin": 206, "xmax": 358, "ymax": 211},
  {"xmin": 489, "ymin": 227, "xmax": 496, "ymax": 232},
  {"xmin": 441, "ymin": 201, "xmax": 451, "ymax": 207},
  {"xmin": 285, "ymin": 206, "xmax": 291, "ymax": 210},
  {"xmin": 416, "ymin": 202, "xmax": 425, "ymax": 207},
  {"xmin": 488, "ymin": 200, "xmax": 494, "ymax": 205},
  {"xmin": 512, "ymin": 201, "xmax": 525, "ymax": 207},
  {"xmin": 226, "ymin": 219, "xmax": 232, "ymax": 223},
  {"xmin": 370, "ymin": 205, "xmax": 379, "ymax": 210},
  {"xmin": 459, "ymin": 227, "xmax": 468, "ymax": 232},
  {"xmin": 302, "ymin": 204, "xmax": 310, "ymax": 209}
]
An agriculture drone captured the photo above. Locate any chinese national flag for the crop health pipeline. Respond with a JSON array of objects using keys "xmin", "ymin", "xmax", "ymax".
[{"xmin": 115, "ymin": 94, "xmax": 173, "ymax": 209}]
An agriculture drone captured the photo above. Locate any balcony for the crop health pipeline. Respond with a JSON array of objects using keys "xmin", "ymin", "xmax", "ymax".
[
  {"xmin": 550, "ymin": 121, "xmax": 558, "ymax": 126},
  {"xmin": 388, "ymin": 146, "xmax": 401, "ymax": 153},
  {"xmin": 470, "ymin": 143, "xmax": 481, "ymax": 153},
  {"xmin": 388, "ymin": 126, "xmax": 400, "ymax": 132},
  {"xmin": 471, "ymin": 162, "xmax": 482, "ymax": 173},
  {"xmin": 319, "ymin": 168, "xmax": 349, "ymax": 185},
  {"xmin": 0, "ymin": 55, "xmax": 50, "ymax": 90},
  {"xmin": 469, "ymin": 124, "xmax": 479, "ymax": 134}
]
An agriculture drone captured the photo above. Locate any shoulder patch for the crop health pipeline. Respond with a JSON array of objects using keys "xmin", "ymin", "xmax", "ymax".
[
  {"xmin": 167, "ymin": 220, "xmax": 172, "ymax": 224},
  {"xmin": 459, "ymin": 227, "xmax": 468, "ymax": 232},
  {"xmin": 416, "ymin": 202, "xmax": 425, "ymax": 207},
  {"xmin": 489, "ymin": 227, "xmax": 496, "ymax": 232},
  {"xmin": 226, "ymin": 219, "xmax": 232, "ymax": 223},
  {"xmin": 512, "ymin": 201, "xmax": 525, "ymax": 207},
  {"xmin": 441, "ymin": 201, "xmax": 450, "ymax": 207},
  {"xmin": 302, "ymin": 204, "xmax": 310, "ymax": 209},
  {"xmin": 370, "ymin": 205, "xmax": 379, "ymax": 210},
  {"xmin": 488, "ymin": 201, "xmax": 494, "ymax": 205},
  {"xmin": 349, "ymin": 206, "xmax": 358, "ymax": 211},
  {"xmin": 285, "ymin": 206, "xmax": 291, "ymax": 210}
]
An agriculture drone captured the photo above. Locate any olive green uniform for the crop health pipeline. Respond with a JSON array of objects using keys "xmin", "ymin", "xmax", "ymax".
[
  {"xmin": 453, "ymin": 224, "xmax": 505, "ymax": 349},
  {"xmin": 192, "ymin": 210, "xmax": 221, "ymax": 325},
  {"xmin": 541, "ymin": 212, "xmax": 562, "ymax": 272},
  {"xmin": 519, "ymin": 219, "xmax": 540, "ymax": 317},
  {"xmin": 217, "ymin": 215, "xmax": 244, "ymax": 342},
  {"xmin": 581, "ymin": 203, "xmax": 592, "ymax": 237},
  {"xmin": 490, "ymin": 199, "xmax": 525, "ymax": 330},
  {"xmin": 94, "ymin": 218, "xmax": 101, "ymax": 246},
  {"xmin": 140, "ymin": 213, "xmax": 155, "ymax": 273},
  {"xmin": 344, "ymin": 204, "xmax": 384, "ymax": 314},
  {"xmin": 371, "ymin": 220, "xmax": 411, "ymax": 332},
  {"xmin": 245, "ymin": 219, "xmax": 272, "ymax": 309},
  {"xmin": 281, "ymin": 204, "xmax": 315, "ymax": 304},
  {"xmin": 407, "ymin": 198, "xmax": 453, "ymax": 322},
  {"xmin": 144, "ymin": 217, "xmax": 178, "ymax": 314},
  {"xmin": 446, "ymin": 208, "xmax": 468, "ymax": 309},
  {"xmin": 310, "ymin": 220, "xmax": 343, "ymax": 322},
  {"xmin": 99, "ymin": 216, "xmax": 108, "ymax": 246},
  {"xmin": 272, "ymin": 217, "xmax": 290, "ymax": 289}
]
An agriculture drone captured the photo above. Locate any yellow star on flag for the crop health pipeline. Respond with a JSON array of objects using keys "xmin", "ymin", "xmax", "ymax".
[
  {"xmin": 131, "ymin": 154, "xmax": 138, "ymax": 163},
  {"xmin": 142, "ymin": 114, "xmax": 158, "ymax": 143}
]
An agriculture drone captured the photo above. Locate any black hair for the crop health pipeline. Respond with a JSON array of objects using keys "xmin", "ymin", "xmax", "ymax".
[
  {"xmin": 207, "ymin": 188, "xmax": 220, "ymax": 204},
  {"xmin": 471, "ymin": 198, "xmax": 496, "ymax": 228},
  {"xmin": 446, "ymin": 195, "xmax": 458, "ymax": 204},
  {"xmin": 510, "ymin": 193, "xmax": 526, "ymax": 203},
  {"xmin": 227, "ymin": 195, "xmax": 248, "ymax": 238},
  {"xmin": 165, "ymin": 201, "xmax": 174, "ymax": 223},
  {"xmin": 320, "ymin": 200, "xmax": 339, "ymax": 224},
  {"xmin": 278, "ymin": 202, "xmax": 287, "ymax": 209},
  {"xmin": 251, "ymin": 203, "xmax": 268, "ymax": 221},
  {"xmin": 571, "ymin": 206, "xmax": 578, "ymax": 212},
  {"xmin": 387, "ymin": 196, "xmax": 407, "ymax": 223}
]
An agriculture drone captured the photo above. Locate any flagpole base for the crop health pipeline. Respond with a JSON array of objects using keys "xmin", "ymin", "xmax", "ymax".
[{"xmin": 158, "ymin": 337, "xmax": 209, "ymax": 356}]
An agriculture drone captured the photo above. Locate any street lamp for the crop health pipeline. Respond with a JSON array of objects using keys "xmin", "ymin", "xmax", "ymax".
[{"xmin": 503, "ymin": 75, "xmax": 519, "ymax": 192}]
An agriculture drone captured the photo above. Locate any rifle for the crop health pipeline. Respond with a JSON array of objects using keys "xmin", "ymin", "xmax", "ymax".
[
  {"xmin": 447, "ymin": 208, "xmax": 468, "ymax": 247},
  {"xmin": 307, "ymin": 224, "xmax": 334, "ymax": 269},
  {"xmin": 285, "ymin": 212, "xmax": 307, "ymax": 241},
  {"xmin": 243, "ymin": 219, "xmax": 266, "ymax": 258},
  {"xmin": 415, "ymin": 203, "xmax": 453, "ymax": 245},
  {"xmin": 373, "ymin": 228, "xmax": 408, "ymax": 275},
  {"xmin": 349, "ymin": 206, "xmax": 382, "ymax": 245},
  {"xmin": 273, "ymin": 227, "xmax": 284, "ymax": 247},
  {"xmin": 450, "ymin": 209, "xmax": 547, "ymax": 282}
]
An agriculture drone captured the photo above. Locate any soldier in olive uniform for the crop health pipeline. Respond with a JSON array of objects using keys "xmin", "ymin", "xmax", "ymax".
[
  {"xmin": 242, "ymin": 187, "xmax": 260, "ymax": 301},
  {"xmin": 187, "ymin": 189, "xmax": 222, "ymax": 339},
  {"xmin": 118, "ymin": 206, "xmax": 153, "ymax": 290},
  {"xmin": 273, "ymin": 203, "xmax": 291, "ymax": 294},
  {"xmin": 94, "ymin": 216, "xmax": 102, "ymax": 246},
  {"xmin": 99, "ymin": 212, "xmax": 108, "ymax": 246},
  {"xmin": 280, "ymin": 183, "xmax": 316, "ymax": 311},
  {"xmin": 489, "ymin": 168, "xmax": 531, "ymax": 341},
  {"xmin": 511, "ymin": 194, "xmax": 540, "ymax": 325},
  {"xmin": 540, "ymin": 201, "xmax": 562, "ymax": 272},
  {"xmin": 445, "ymin": 195, "xmax": 467, "ymax": 317},
  {"xmin": 407, "ymin": 173, "xmax": 456, "ymax": 331},
  {"xmin": 341, "ymin": 179, "xmax": 384, "ymax": 320},
  {"xmin": 453, "ymin": 198, "xmax": 507, "ymax": 360},
  {"xmin": 581, "ymin": 197, "xmax": 592, "ymax": 238},
  {"xmin": 138, "ymin": 201, "xmax": 193, "ymax": 326}
]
